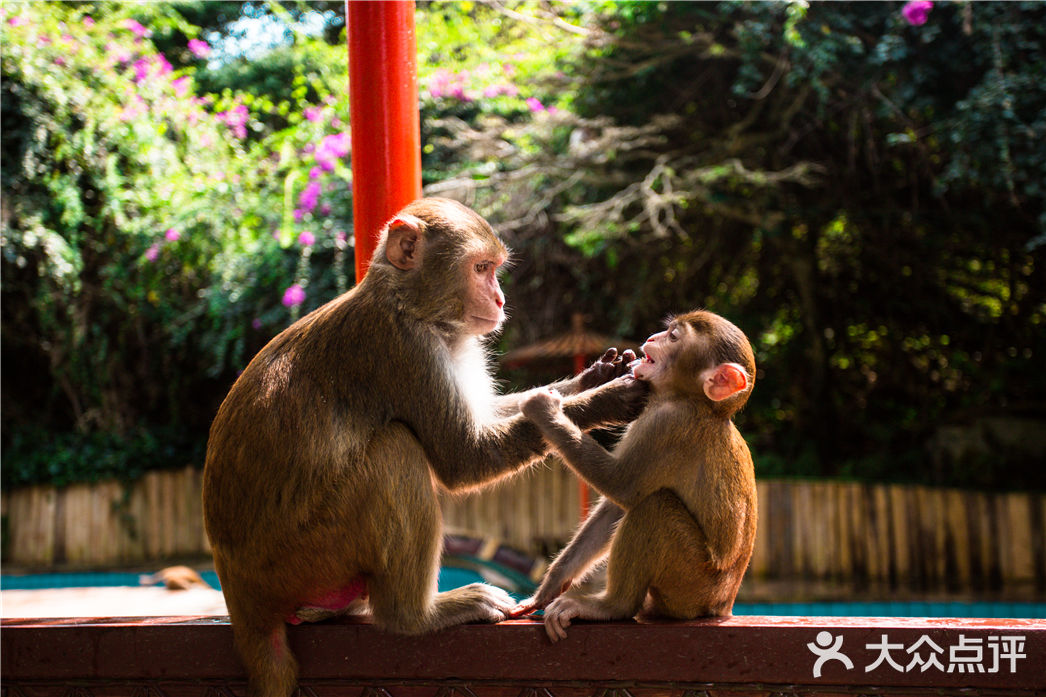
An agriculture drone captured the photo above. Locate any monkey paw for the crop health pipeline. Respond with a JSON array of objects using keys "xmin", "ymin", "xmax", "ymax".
[
  {"xmin": 457, "ymin": 582, "xmax": 517, "ymax": 624},
  {"xmin": 521, "ymin": 389, "xmax": 563, "ymax": 423},
  {"xmin": 578, "ymin": 348, "xmax": 638, "ymax": 391},
  {"xmin": 543, "ymin": 596, "xmax": 583, "ymax": 643}
]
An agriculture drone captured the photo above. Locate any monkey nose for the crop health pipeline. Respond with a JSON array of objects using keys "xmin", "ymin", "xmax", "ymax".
[{"xmin": 495, "ymin": 293, "xmax": 505, "ymax": 308}]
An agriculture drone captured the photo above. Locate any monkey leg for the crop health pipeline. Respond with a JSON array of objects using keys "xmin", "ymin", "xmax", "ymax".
[
  {"xmin": 621, "ymin": 488, "xmax": 736, "ymax": 619},
  {"xmin": 216, "ymin": 559, "xmax": 298, "ymax": 697},
  {"xmin": 362, "ymin": 423, "xmax": 516, "ymax": 635},
  {"xmin": 543, "ymin": 489, "xmax": 722, "ymax": 642}
]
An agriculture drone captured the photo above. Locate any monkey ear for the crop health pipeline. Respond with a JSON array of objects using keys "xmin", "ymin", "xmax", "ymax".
[
  {"xmin": 385, "ymin": 215, "xmax": 425, "ymax": 270},
  {"xmin": 703, "ymin": 362, "xmax": 749, "ymax": 402}
]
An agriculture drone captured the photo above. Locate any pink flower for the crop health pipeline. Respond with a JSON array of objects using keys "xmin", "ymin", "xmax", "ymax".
[
  {"xmin": 145, "ymin": 243, "xmax": 160, "ymax": 262},
  {"xmin": 7, "ymin": 16, "xmax": 25, "ymax": 27},
  {"xmin": 303, "ymin": 106, "xmax": 322, "ymax": 122},
  {"xmin": 220, "ymin": 104, "xmax": 249, "ymax": 139},
  {"xmin": 282, "ymin": 284, "xmax": 306, "ymax": 307},
  {"xmin": 902, "ymin": 1, "xmax": 933, "ymax": 26},
  {"xmin": 165, "ymin": 228, "xmax": 181, "ymax": 242},
  {"xmin": 172, "ymin": 76, "xmax": 189, "ymax": 97},
  {"xmin": 122, "ymin": 18, "xmax": 151, "ymax": 39},
  {"xmin": 298, "ymin": 231, "xmax": 316, "ymax": 247},
  {"xmin": 319, "ymin": 203, "xmax": 332, "ymax": 217},
  {"xmin": 526, "ymin": 97, "xmax": 545, "ymax": 113},
  {"xmin": 187, "ymin": 38, "xmax": 210, "ymax": 58},
  {"xmin": 83, "ymin": 16, "xmax": 95, "ymax": 27}
]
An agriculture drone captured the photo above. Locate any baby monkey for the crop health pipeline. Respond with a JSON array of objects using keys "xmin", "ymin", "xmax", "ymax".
[{"xmin": 519, "ymin": 310, "xmax": 757, "ymax": 642}]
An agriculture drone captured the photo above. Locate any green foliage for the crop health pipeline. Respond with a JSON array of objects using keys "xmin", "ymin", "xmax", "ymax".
[
  {"xmin": 2, "ymin": 427, "xmax": 203, "ymax": 488},
  {"xmin": 1, "ymin": 2, "xmax": 352, "ymax": 476},
  {"xmin": 423, "ymin": 1, "xmax": 1046, "ymax": 489}
]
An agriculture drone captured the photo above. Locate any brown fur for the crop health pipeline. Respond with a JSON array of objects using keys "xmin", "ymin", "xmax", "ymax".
[
  {"xmin": 520, "ymin": 310, "xmax": 757, "ymax": 642},
  {"xmin": 202, "ymin": 198, "xmax": 646, "ymax": 695}
]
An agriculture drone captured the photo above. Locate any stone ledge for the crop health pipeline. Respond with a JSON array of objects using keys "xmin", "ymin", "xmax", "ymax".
[{"xmin": 2, "ymin": 615, "xmax": 1044, "ymax": 696}]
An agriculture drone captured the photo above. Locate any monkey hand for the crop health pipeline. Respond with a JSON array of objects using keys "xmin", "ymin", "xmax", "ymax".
[
  {"xmin": 543, "ymin": 595, "xmax": 583, "ymax": 643},
  {"xmin": 576, "ymin": 348, "xmax": 638, "ymax": 391},
  {"xmin": 514, "ymin": 574, "xmax": 570, "ymax": 616},
  {"xmin": 521, "ymin": 388, "xmax": 564, "ymax": 424},
  {"xmin": 455, "ymin": 583, "xmax": 518, "ymax": 624},
  {"xmin": 591, "ymin": 375, "xmax": 650, "ymax": 422}
]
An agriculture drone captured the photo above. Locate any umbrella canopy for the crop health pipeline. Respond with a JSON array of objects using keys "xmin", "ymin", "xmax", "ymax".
[{"xmin": 502, "ymin": 314, "xmax": 640, "ymax": 371}]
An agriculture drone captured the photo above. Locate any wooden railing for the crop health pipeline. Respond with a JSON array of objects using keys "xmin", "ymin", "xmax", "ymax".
[
  {"xmin": 3, "ymin": 464, "xmax": 1044, "ymax": 595},
  {"xmin": 2, "ymin": 614, "xmax": 1044, "ymax": 696}
]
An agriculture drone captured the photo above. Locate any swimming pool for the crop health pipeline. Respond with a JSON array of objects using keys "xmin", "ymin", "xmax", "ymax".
[{"xmin": 3, "ymin": 570, "xmax": 1043, "ymax": 618}]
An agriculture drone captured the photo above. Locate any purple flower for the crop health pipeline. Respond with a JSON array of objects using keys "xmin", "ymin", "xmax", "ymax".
[
  {"xmin": 902, "ymin": 1, "xmax": 933, "ymax": 26},
  {"xmin": 252, "ymin": 318, "xmax": 263, "ymax": 330},
  {"xmin": 298, "ymin": 231, "xmax": 316, "ymax": 247},
  {"xmin": 309, "ymin": 166, "xmax": 322, "ymax": 180},
  {"xmin": 314, "ymin": 132, "xmax": 351, "ymax": 172},
  {"xmin": 145, "ymin": 243, "xmax": 160, "ymax": 262},
  {"xmin": 319, "ymin": 203, "xmax": 332, "ymax": 217},
  {"xmin": 188, "ymin": 38, "xmax": 211, "ymax": 58},
  {"xmin": 282, "ymin": 284, "xmax": 306, "ymax": 307},
  {"xmin": 298, "ymin": 180, "xmax": 322, "ymax": 212},
  {"xmin": 293, "ymin": 208, "xmax": 305, "ymax": 223},
  {"xmin": 132, "ymin": 58, "xmax": 150, "ymax": 82},
  {"xmin": 165, "ymin": 228, "xmax": 181, "ymax": 242}
]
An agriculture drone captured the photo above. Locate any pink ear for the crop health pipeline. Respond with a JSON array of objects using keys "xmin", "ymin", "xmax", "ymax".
[
  {"xmin": 385, "ymin": 215, "xmax": 424, "ymax": 270},
  {"xmin": 703, "ymin": 363, "xmax": 749, "ymax": 402}
]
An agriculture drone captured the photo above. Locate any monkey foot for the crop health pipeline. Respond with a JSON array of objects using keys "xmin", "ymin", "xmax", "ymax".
[{"xmin": 287, "ymin": 578, "xmax": 367, "ymax": 625}]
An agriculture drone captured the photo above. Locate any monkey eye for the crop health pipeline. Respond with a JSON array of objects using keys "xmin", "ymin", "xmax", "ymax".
[{"xmin": 474, "ymin": 261, "xmax": 492, "ymax": 274}]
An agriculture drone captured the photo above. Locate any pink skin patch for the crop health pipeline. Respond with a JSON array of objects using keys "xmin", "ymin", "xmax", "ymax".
[
  {"xmin": 270, "ymin": 629, "xmax": 285, "ymax": 660},
  {"xmin": 285, "ymin": 577, "xmax": 367, "ymax": 625}
]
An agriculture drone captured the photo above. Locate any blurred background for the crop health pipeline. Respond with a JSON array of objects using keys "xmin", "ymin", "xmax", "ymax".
[{"xmin": 2, "ymin": 1, "xmax": 1043, "ymax": 611}]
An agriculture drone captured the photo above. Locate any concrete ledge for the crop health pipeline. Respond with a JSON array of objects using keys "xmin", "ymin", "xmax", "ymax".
[{"xmin": 2, "ymin": 615, "xmax": 1044, "ymax": 696}]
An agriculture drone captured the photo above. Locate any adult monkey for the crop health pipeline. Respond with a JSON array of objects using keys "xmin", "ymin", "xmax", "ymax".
[{"xmin": 203, "ymin": 198, "xmax": 645, "ymax": 697}]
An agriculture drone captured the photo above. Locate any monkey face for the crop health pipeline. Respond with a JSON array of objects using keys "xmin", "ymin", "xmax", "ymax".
[
  {"xmin": 634, "ymin": 312, "xmax": 754, "ymax": 411},
  {"xmin": 633, "ymin": 321, "xmax": 692, "ymax": 385},
  {"xmin": 463, "ymin": 252, "xmax": 507, "ymax": 335}
]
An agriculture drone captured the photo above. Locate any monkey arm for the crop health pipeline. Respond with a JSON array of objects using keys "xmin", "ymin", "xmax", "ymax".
[
  {"xmin": 520, "ymin": 390, "xmax": 644, "ymax": 510},
  {"xmin": 417, "ymin": 377, "xmax": 645, "ymax": 492},
  {"xmin": 493, "ymin": 349, "xmax": 638, "ymax": 416},
  {"xmin": 492, "ymin": 378, "xmax": 579, "ymax": 417},
  {"xmin": 530, "ymin": 497, "xmax": 623, "ymax": 608}
]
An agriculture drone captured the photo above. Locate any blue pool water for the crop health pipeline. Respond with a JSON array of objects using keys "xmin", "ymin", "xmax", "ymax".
[{"xmin": 3, "ymin": 570, "xmax": 1044, "ymax": 618}]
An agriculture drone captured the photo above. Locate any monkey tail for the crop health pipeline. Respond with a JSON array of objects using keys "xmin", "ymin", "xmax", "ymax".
[{"xmin": 225, "ymin": 592, "xmax": 298, "ymax": 697}]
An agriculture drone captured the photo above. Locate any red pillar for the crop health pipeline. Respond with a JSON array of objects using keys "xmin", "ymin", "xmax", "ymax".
[{"xmin": 347, "ymin": 1, "xmax": 422, "ymax": 282}]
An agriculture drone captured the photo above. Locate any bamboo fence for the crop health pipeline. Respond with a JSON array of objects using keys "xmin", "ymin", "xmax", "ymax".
[{"xmin": 2, "ymin": 463, "xmax": 1043, "ymax": 594}]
